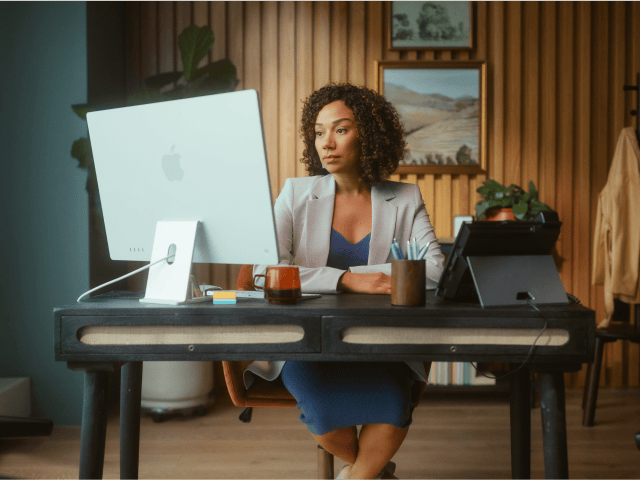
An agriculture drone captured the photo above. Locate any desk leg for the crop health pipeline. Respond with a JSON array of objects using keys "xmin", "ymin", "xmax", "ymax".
[
  {"xmin": 120, "ymin": 362, "xmax": 143, "ymax": 480},
  {"xmin": 509, "ymin": 365, "xmax": 531, "ymax": 479},
  {"xmin": 79, "ymin": 371, "xmax": 110, "ymax": 480},
  {"xmin": 538, "ymin": 372, "xmax": 569, "ymax": 479}
]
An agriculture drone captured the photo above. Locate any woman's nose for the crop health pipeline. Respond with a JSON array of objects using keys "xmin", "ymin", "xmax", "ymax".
[{"xmin": 322, "ymin": 132, "xmax": 335, "ymax": 149}]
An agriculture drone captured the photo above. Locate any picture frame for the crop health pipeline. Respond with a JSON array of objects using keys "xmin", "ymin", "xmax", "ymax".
[
  {"xmin": 388, "ymin": 1, "xmax": 474, "ymax": 51},
  {"xmin": 376, "ymin": 60, "xmax": 487, "ymax": 175}
]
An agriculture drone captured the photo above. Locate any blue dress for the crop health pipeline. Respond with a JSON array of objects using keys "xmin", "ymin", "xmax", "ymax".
[{"xmin": 280, "ymin": 229, "xmax": 416, "ymax": 435}]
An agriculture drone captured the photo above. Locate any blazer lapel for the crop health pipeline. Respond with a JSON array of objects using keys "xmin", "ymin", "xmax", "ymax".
[
  {"xmin": 304, "ymin": 175, "xmax": 336, "ymax": 268},
  {"xmin": 369, "ymin": 182, "xmax": 397, "ymax": 265}
]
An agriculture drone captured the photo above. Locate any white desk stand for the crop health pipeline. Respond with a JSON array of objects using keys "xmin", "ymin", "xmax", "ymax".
[{"xmin": 140, "ymin": 221, "xmax": 209, "ymax": 305}]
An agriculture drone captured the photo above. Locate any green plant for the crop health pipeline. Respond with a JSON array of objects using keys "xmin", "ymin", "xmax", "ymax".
[
  {"xmin": 475, "ymin": 179, "xmax": 552, "ymax": 221},
  {"xmin": 70, "ymin": 25, "xmax": 238, "ymax": 226}
]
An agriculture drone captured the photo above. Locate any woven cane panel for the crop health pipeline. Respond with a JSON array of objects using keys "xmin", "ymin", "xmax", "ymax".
[{"xmin": 341, "ymin": 327, "xmax": 569, "ymax": 346}]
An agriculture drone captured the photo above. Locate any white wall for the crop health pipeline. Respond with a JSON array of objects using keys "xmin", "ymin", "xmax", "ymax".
[{"xmin": 0, "ymin": 1, "xmax": 88, "ymax": 425}]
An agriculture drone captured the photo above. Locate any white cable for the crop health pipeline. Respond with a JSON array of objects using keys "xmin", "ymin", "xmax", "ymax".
[{"xmin": 76, "ymin": 254, "xmax": 175, "ymax": 303}]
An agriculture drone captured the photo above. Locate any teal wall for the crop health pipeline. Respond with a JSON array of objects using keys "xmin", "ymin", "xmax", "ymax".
[{"xmin": 0, "ymin": 1, "xmax": 88, "ymax": 425}]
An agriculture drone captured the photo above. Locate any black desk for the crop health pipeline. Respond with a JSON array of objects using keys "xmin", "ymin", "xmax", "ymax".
[{"xmin": 54, "ymin": 292, "xmax": 595, "ymax": 479}]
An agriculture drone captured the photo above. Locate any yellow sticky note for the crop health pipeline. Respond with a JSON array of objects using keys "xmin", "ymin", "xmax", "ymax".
[{"xmin": 213, "ymin": 291, "xmax": 237, "ymax": 300}]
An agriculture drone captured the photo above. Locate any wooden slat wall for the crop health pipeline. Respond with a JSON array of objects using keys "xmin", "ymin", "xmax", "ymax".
[{"xmin": 124, "ymin": 1, "xmax": 640, "ymax": 390}]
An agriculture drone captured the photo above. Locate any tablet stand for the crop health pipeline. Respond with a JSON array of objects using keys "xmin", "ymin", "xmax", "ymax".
[
  {"xmin": 140, "ymin": 221, "xmax": 209, "ymax": 305},
  {"xmin": 467, "ymin": 255, "xmax": 569, "ymax": 308}
]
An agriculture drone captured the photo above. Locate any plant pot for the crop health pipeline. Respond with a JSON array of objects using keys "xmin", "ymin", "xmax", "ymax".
[{"xmin": 484, "ymin": 207, "xmax": 516, "ymax": 221}]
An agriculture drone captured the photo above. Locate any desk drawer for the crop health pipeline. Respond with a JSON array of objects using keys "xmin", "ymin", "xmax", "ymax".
[
  {"xmin": 322, "ymin": 316, "xmax": 592, "ymax": 362},
  {"xmin": 60, "ymin": 314, "xmax": 321, "ymax": 355}
]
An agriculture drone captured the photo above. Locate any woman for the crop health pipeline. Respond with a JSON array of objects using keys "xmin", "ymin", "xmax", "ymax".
[{"xmin": 249, "ymin": 83, "xmax": 445, "ymax": 479}]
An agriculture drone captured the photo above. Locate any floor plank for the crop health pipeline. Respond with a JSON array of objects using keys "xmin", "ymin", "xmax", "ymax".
[{"xmin": 1, "ymin": 390, "xmax": 639, "ymax": 479}]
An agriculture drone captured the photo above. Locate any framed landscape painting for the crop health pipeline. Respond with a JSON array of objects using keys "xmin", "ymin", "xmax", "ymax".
[
  {"xmin": 376, "ymin": 60, "xmax": 487, "ymax": 175},
  {"xmin": 388, "ymin": 1, "xmax": 473, "ymax": 50}
]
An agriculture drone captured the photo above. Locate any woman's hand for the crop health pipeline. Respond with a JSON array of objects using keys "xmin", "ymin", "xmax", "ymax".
[{"xmin": 338, "ymin": 271, "xmax": 391, "ymax": 294}]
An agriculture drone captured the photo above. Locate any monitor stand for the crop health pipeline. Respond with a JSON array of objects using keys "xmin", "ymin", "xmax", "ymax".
[
  {"xmin": 467, "ymin": 255, "xmax": 569, "ymax": 308},
  {"xmin": 140, "ymin": 220, "xmax": 210, "ymax": 305}
]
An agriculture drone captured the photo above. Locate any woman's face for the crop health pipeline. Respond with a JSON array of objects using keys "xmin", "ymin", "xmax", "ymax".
[{"xmin": 314, "ymin": 100, "xmax": 361, "ymax": 176}]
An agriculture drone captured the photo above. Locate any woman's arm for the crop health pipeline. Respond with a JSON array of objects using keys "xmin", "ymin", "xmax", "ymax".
[
  {"xmin": 254, "ymin": 178, "xmax": 346, "ymax": 293},
  {"xmin": 337, "ymin": 271, "xmax": 391, "ymax": 294}
]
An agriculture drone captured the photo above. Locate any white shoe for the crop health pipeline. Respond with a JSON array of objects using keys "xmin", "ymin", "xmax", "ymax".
[{"xmin": 337, "ymin": 464, "xmax": 351, "ymax": 479}]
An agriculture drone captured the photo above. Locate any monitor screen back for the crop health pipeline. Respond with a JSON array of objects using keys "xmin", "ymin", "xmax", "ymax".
[{"xmin": 87, "ymin": 89, "xmax": 279, "ymax": 265}]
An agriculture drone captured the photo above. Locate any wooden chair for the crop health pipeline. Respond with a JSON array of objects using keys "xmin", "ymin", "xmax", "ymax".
[
  {"xmin": 582, "ymin": 299, "xmax": 640, "ymax": 426},
  {"xmin": 222, "ymin": 265, "xmax": 431, "ymax": 479}
]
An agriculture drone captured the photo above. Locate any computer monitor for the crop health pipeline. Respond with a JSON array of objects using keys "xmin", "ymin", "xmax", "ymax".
[
  {"xmin": 87, "ymin": 89, "xmax": 280, "ymax": 304},
  {"xmin": 435, "ymin": 218, "xmax": 568, "ymax": 307}
]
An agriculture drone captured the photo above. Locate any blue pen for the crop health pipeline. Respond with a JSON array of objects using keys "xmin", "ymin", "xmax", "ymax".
[
  {"xmin": 392, "ymin": 238, "xmax": 404, "ymax": 260},
  {"xmin": 391, "ymin": 241, "xmax": 399, "ymax": 260},
  {"xmin": 417, "ymin": 241, "xmax": 431, "ymax": 260}
]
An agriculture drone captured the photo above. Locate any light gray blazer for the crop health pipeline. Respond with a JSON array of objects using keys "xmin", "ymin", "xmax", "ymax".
[{"xmin": 244, "ymin": 174, "xmax": 446, "ymax": 388}]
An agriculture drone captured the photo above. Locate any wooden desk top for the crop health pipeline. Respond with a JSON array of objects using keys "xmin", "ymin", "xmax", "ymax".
[{"xmin": 54, "ymin": 291, "xmax": 595, "ymax": 367}]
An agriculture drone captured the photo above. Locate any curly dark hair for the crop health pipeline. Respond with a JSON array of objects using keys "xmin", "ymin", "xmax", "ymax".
[{"xmin": 299, "ymin": 83, "xmax": 406, "ymax": 186}]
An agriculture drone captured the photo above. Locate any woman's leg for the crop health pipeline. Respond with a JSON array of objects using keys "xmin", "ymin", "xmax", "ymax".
[
  {"xmin": 348, "ymin": 423, "xmax": 409, "ymax": 479},
  {"xmin": 310, "ymin": 425, "xmax": 359, "ymax": 464},
  {"xmin": 282, "ymin": 361, "xmax": 413, "ymax": 478},
  {"xmin": 309, "ymin": 423, "xmax": 409, "ymax": 479}
]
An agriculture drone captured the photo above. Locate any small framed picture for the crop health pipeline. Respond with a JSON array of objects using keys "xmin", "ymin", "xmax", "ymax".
[
  {"xmin": 388, "ymin": 1, "xmax": 473, "ymax": 51},
  {"xmin": 376, "ymin": 60, "xmax": 487, "ymax": 174}
]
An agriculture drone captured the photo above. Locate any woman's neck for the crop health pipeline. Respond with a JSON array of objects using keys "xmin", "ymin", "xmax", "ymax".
[{"xmin": 332, "ymin": 172, "xmax": 371, "ymax": 196}]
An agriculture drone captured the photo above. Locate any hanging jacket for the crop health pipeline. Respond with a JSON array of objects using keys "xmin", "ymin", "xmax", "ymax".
[{"xmin": 592, "ymin": 127, "xmax": 640, "ymax": 328}]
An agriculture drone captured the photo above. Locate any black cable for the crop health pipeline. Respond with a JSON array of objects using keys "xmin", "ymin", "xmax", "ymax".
[
  {"xmin": 470, "ymin": 298, "xmax": 549, "ymax": 381},
  {"xmin": 566, "ymin": 293, "xmax": 581, "ymax": 304}
]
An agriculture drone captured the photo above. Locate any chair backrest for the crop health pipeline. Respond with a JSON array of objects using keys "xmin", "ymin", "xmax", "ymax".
[
  {"xmin": 237, "ymin": 264, "xmax": 255, "ymax": 291},
  {"xmin": 612, "ymin": 299, "xmax": 640, "ymax": 332}
]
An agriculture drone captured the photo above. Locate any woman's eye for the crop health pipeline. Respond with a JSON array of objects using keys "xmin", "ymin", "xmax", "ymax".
[
  {"xmin": 315, "ymin": 131, "xmax": 323, "ymax": 137},
  {"xmin": 337, "ymin": 128, "xmax": 348, "ymax": 134}
]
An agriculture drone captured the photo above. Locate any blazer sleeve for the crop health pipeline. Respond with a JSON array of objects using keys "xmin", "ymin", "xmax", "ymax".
[
  {"xmin": 348, "ymin": 184, "xmax": 445, "ymax": 289},
  {"xmin": 253, "ymin": 179, "xmax": 346, "ymax": 294}
]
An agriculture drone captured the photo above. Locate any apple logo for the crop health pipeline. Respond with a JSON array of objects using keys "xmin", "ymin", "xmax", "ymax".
[{"xmin": 162, "ymin": 145, "xmax": 184, "ymax": 181}]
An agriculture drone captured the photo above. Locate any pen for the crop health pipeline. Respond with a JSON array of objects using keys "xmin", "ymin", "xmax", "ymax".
[
  {"xmin": 391, "ymin": 242, "xmax": 401, "ymax": 260},
  {"xmin": 392, "ymin": 238, "xmax": 404, "ymax": 260},
  {"xmin": 417, "ymin": 241, "xmax": 431, "ymax": 260},
  {"xmin": 407, "ymin": 240, "xmax": 413, "ymax": 260}
]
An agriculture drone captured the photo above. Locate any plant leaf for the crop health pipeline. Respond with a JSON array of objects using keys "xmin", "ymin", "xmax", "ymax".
[
  {"xmin": 144, "ymin": 71, "xmax": 184, "ymax": 89},
  {"xmin": 499, "ymin": 197, "xmax": 512, "ymax": 207},
  {"xmin": 179, "ymin": 25, "xmax": 215, "ymax": 81},
  {"xmin": 476, "ymin": 179, "xmax": 504, "ymax": 198},
  {"xmin": 192, "ymin": 59, "xmax": 238, "ymax": 92},
  {"xmin": 71, "ymin": 138, "xmax": 92, "ymax": 169},
  {"xmin": 475, "ymin": 198, "xmax": 503, "ymax": 218},
  {"xmin": 126, "ymin": 89, "xmax": 168, "ymax": 106},
  {"xmin": 72, "ymin": 104, "xmax": 92, "ymax": 120},
  {"xmin": 72, "ymin": 102, "xmax": 122, "ymax": 119},
  {"xmin": 512, "ymin": 201, "xmax": 528, "ymax": 220}
]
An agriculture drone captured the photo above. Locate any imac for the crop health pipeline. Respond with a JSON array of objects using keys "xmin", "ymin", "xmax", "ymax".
[
  {"xmin": 435, "ymin": 216, "xmax": 569, "ymax": 307},
  {"xmin": 86, "ymin": 89, "xmax": 280, "ymax": 304}
]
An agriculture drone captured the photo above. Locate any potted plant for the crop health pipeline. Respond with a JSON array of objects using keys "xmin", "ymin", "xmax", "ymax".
[
  {"xmin": 70, "ymin": 24, "xmax": 238, "ymax": 231},
  {"xmin": 475, "ymin": 179, "xmax": 552, "ymax": 221}
]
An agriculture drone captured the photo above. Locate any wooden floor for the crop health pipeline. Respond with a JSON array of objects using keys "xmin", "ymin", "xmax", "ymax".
[{"xmin": 1, "ymin": 389, "xmax": 639, "ymax": 479}]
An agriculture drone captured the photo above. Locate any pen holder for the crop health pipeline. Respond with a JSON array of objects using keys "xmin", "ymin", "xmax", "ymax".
[{"xmin": 391, "ymin": 259, "xmax": 426, "ymax": 307}]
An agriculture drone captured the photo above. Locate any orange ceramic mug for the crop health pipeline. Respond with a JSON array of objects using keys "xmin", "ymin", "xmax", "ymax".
[{"xmin": 253, "ymin": 266, "xmax": 302, "ymax": 305}]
